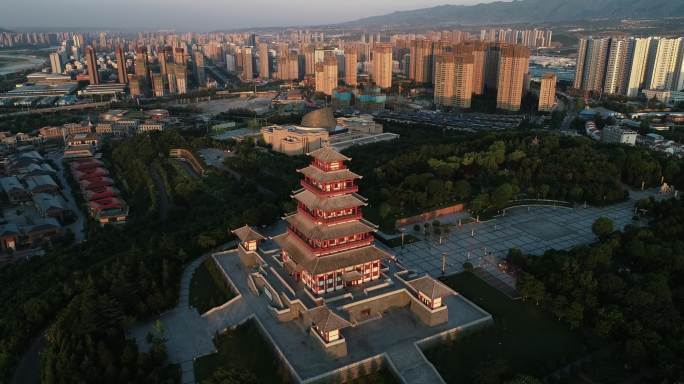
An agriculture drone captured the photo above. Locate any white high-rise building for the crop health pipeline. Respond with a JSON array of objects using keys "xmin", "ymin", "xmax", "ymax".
[
  {"xmin": 49, "ymin": 52, "xmax": 62, "ymax": 74},
  {"xmin": 649, "ymin": 37, "xmax": 683, "ymax": 91},
  {"xmin": 604, "ymin": 38, "xmax": 631, "ymax": 95},
  {"xmin": 626, "ymin": 37, "xmax": 653, "ymax": 97}
]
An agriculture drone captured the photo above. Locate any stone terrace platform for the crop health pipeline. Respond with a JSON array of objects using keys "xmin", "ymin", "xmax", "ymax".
[{"xmin": 213, "ymin": 250, "xmax": 492, "ymax": 383}]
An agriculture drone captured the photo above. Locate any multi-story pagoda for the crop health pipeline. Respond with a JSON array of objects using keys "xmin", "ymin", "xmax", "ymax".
[{"xmin": 274, "ymin": 146, "xmax": 390, "ymax": 295}]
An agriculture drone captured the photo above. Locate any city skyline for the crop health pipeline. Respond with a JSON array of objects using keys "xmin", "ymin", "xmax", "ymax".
[{"xmin": 0, "ymin": 0, "xmax": 498, "ymax": 31}]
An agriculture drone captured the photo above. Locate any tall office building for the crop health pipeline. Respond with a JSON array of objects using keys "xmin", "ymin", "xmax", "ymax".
[
  {"xmin": 258, "ymin": 42, "xmax": 270, "ymax": 79},
  {"xmin": 434, "ymin": 53, "xmax": 473, "ymax": 108},
  {"xmin": 604, "ymin": 38, "xmax": 631, "ymax": 95},
  {"xmin": 496, "ymin": 44, "xmax": 530, "ymax": 111},
  {"xmin": 344, "ymin": 47, "xmax": 358, "ymax": 86},
  {"xmin": 649, "ymin": 37, "xmax": 683, "ymax": 91},
  {"xmin": 193, "ymin": 50, "xmax": 206, "ymax": 87},
  {"xmin": 409, "ymin": 39, "xmax": 433, "ymax": 84},
  {"xmin": 626, "ymin": 37, "xmax": 653, "ymax": 97},
  {"xmin": 315, "ymin": 53, "xmax": 337, "ymax": 96},
  {"xmin": 538, "ymin": 73, "xmax": 557, "ymax": 112},
  {"xmin": 85, "ymin": 46, "xmax": 100, "ymax": 85},
  {"xmin": 115, "ymin": 45, "xmax": 128, "ymax": 84},
  {"xmin": 49, "ymin": 52, "xmax": 62, "ymax": 74},
  {"xmin": 372, "ymin": 43, "xmax": 393, "ymax": 89},
  {"xmin": 574, "ymin": 37, "xmax": 610, "ymax": 93}
]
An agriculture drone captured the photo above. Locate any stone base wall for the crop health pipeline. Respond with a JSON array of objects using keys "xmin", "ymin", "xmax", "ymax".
[
  {"xmin": 311, "ymin": 331, "xmax": 348, "ymax": 359},
  {"xmin": 304, "ymin": 354, "xmax": 390, "ymax": 384},
  {"xmin": 409, "ymin": 300, "xmax": 449, "ymax": 327},
  {"xmin": 342, "ymin": 290, "xmax": 411, "ymax": 324}
]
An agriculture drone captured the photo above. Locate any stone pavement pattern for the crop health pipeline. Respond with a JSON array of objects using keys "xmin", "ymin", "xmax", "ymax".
[{"xmin": 396, "ymin": 189, "xmax": 660, "ymax": 287}]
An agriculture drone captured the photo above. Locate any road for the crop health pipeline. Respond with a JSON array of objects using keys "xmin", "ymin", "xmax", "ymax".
[
  {"xmin": 45, "ymin": 152, "xmax": 86, "ymax": 243},
  {"xmin": 148, "ymin": 164, "xmax": 170, "ymax": 222}
]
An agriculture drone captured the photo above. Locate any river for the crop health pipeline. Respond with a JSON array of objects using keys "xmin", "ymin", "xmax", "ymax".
[{"xmin": 0, "ymin": 49, "xmax": 51, "ymax": 76}]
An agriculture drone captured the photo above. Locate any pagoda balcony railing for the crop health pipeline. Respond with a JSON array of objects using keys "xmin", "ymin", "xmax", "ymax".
[
  {"xmin": 300, "ymin": 180, "xmax": 358, "ymax": 197},
  {"xmin": 287, "ymin": 228, "xmax": 374, "ymax": 256},
  {"xmin": 297, "ymin": 207, "xmax": 362, "ymax": 225}
]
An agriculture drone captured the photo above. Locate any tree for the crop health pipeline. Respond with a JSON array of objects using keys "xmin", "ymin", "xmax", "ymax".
[
  {"xmin": 592, "ymin": 217, "xmax": 614, "ymax": 239},
  {"xmin": 517, "ymin": 274, "xmax": 546, "ymax": 306},
  {"xmin": 491, "ymin": 183, "xmax": 514, "ymax": 210},
  {"xmin": 454, "ymin": 180, "xmax": 471, "ymax": 200}
]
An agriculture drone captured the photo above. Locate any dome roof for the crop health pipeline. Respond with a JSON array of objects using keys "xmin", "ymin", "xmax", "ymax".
[{"xmin": 300, "ymin": 107, "xmax": 336, "ymax": 130}]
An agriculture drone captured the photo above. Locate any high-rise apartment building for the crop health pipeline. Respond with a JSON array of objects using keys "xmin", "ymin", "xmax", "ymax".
[
  {"xmin": 49, "ymin": 52, "xmax": 62, "ymax": 74},
  {"xmin": 151, "ymin": 73, "xmax": 167, "ymax": 97},
  {"xmin": 242, "ymin": 46, "xmax": 254, "ymax": 81},
  {"xmin": 538, "ymin": 73, "xmax": 557, "ymax": 112},
  {"xmin": 315, "ymin": 53, "xmax": 337, "ymax": 96},
  {"xmin": 344, "ymin": 47, "xmax": 358, "ymax": 86},
  {"xmin": 258, "ymin": 42, "xmax": 270, "ymax": 79},
  {"xmin": 193, "ymin": 50, "xmax": 206, "ymax": 87},
  {"xmin": 135, "ymin": 47, "xmax": 150, "ymax": 87},
  {"xmin": 434, "ymin": 53, "xmax": 473, "ymax": 109},
  {"xmin": 496, "ymin": 44, "xmax": 530, "ymax": 111},
  {"xmin": 85, "ymin": 46, "xmax": 99, "ymax": 85},
  {"xmin": 626, "ymin": 37, "xmax": 653, "ymax": 97},
  {"xmin": 128, "ymin": 74, "xmax": 142, "ymax": 97},
  {"xmin": 574, "ymin": 37, "xmax": 610, "ymax": 93},
  {"xmin": 115, "ymin": 45, "xmax": 128, "ymax": 84},
  {"xmin": 372, "ymin": 43, "xmax": 393, "ymax": 89},
  {"xmin": 455, "ymin": 41, "xmax": 487, "ymax": 95},
  {"xmin": 649, "ymin": 37, "xmax": 683, "ymax": 91},
  {"xmin": 409, "ymin": 39, "xmax": 433, "ymax": 84},
  {"xmin": 604, "ymin": 38, "xmax": 631, "ymax": 95}
]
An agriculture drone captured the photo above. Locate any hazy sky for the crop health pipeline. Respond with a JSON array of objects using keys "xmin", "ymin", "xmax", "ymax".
[{"xmin": 0, "ymin": 0, "xmax": 497, "ymax": 31}]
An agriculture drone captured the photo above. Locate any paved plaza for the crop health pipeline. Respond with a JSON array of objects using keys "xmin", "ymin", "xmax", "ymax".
[{"xmin": 395, "ymin": 188, "xmax": 660, "ymax": 289}]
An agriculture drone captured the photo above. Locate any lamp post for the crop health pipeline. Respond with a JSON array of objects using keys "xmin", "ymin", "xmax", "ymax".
[{"xmin": 441, "ymin": 252, "xmax": 447, "ymax": 275}]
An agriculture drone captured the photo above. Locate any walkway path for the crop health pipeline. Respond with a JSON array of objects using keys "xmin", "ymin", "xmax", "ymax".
[
  {"xmin": 387, "ymin": 345, "xmax": 445, "ymax": 384},
  {"xmin": 130, "ymin": 253, "xmax": 249, "ymax": 384}
]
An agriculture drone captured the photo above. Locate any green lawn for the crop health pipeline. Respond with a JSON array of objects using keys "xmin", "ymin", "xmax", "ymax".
[
  {"xmin": 189, "ymin": 258, "xmax": 235, "ymax": 314},
  {"xmin": 425, "ymin": 272, "xmax": 589, "ymax": 383},
  {"xmin": 194, "ymin": 319, "xmax": 290, "ymax": 384}
]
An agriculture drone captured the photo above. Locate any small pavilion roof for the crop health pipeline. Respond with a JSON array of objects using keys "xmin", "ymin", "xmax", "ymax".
[
  {"xmin": 231, "ymin": 225, "xmax": 266, "ymax": 242},
  {"xmin": 307, "ymin": 146, "xmax": 350, "ymax": 163},
  {"xmin": 308, "ymin": 306, "xmax": 351, "ymax": 333},
  {"xmin": 407, "ymin": 276, "xmax": 455, "ymax": 300},
  {"xmin": 297, "ymin": 166, "xmax": 361, "ymax": 183},
  {"xmin": 292, "ymin": 189, "xmax": 367, "ymax": 211}
]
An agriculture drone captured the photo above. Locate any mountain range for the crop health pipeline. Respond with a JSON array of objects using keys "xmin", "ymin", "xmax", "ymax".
[{"xmin": 343, "ymin": 0, "xmax": 684, "ymax": 27}]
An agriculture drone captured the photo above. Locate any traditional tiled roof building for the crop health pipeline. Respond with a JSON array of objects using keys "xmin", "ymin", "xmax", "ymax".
[{"xmin": 274, "ymin": 146, "xmax": 390, "ymax": 295}]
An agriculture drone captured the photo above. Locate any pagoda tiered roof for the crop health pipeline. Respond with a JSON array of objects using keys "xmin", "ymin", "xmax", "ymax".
[
  {"xmin": 297, "ymin": 166, "xmax": 361, "ymax": 183},
  {"xmin": 284, "ymin": 213, "xmax": 377, "ymax": 240},
  {"xmin": 307, "ymin": 146, "xmax": 351, "ymax": 162},
  {"xmin": 292, "ymin": 188, "xmax": 367, "ymax": 211},
  {"xmin": 273, "ymin": 232, "xmax": 390, "ymax": 275}
]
